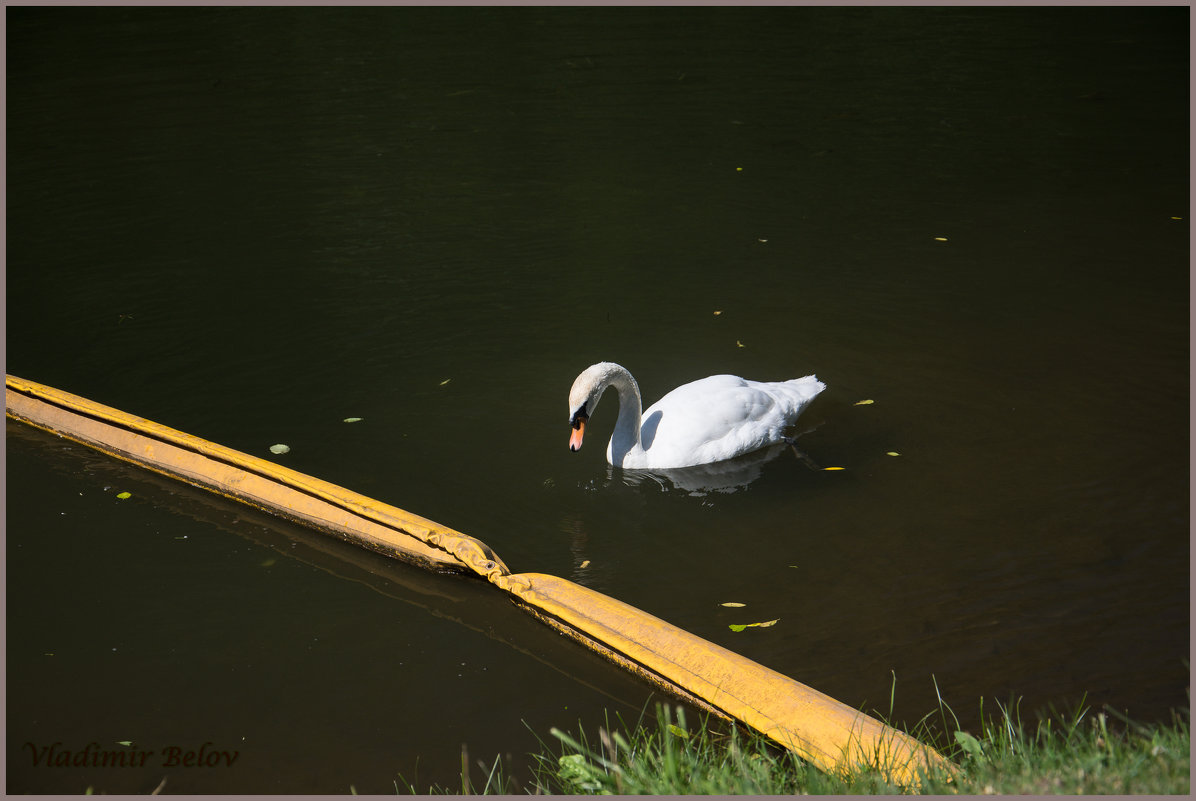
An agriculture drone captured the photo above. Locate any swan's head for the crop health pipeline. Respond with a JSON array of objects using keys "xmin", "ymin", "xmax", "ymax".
[{"xmin": 567, "ymin": 362, "xmax": 622, "ymax": 452}]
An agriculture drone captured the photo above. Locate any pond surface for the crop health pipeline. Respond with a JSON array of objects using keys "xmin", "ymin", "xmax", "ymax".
[{"xmin": 6, "ymin": 6, "xmax": 1188, "ymax": 794}]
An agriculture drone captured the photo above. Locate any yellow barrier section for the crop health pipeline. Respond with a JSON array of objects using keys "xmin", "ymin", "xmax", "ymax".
[
  {"xmin": 5, "ymin": 375, "xmax": 506, "ymax": 577},
  {"xmin": 6, "ymin": 374, "xmax": 951, "ymax": 787}
]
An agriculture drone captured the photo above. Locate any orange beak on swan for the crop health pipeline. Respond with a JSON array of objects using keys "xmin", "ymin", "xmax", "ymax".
[{"xmin": 569, "ymin": 412, "xmax": 587, "ymax": 451}]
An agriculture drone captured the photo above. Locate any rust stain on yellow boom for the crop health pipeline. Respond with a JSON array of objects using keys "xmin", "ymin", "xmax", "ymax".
[{"xmin": 6, "ymin": 373, "xmax": 951, "ymax": 787}]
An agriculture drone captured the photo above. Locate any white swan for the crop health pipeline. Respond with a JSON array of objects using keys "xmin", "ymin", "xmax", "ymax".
[{"xmin": 567, "ymin": 362, "xmax": 825, "ymax": 470}]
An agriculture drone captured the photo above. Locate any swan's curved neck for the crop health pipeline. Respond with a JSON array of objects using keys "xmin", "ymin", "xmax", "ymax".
[{"xmin": 600, "ymin": 365, "xmax": 644, "ymax": 465}]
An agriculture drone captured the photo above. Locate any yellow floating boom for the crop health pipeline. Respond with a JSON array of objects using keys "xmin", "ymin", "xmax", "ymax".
[{"xmin": 6, "ymin": 373, "xmax": 951, "ymax": 787}]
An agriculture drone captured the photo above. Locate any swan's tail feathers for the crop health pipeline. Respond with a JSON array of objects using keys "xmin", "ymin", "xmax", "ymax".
[
  {"xmin": 786, "ymin": 374, "xmax": 827, "ymax": 400},
  {"xmin": 777, "ymin": 375, "xmax": 826, "ymax": 414}
]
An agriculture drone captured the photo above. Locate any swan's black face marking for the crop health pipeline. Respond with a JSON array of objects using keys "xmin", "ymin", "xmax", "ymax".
[{"xmin": 570, "ymin": 407, "xmax": 588, "ymax": 430}]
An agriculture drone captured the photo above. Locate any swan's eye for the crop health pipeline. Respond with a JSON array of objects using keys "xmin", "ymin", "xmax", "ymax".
[{"xmin": 570, "ymin": 409, "xmax": 587, "ymax": 430}]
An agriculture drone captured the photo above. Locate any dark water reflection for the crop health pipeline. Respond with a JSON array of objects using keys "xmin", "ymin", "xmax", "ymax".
[{"xmin": 7, "ymin": 6, "xmax": 1188, "ymax": 793}]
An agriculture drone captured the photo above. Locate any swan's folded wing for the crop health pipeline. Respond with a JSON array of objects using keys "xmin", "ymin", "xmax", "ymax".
[{"xmin": 643, "ymin": 380, "xmax": 798, "ymax": 467}]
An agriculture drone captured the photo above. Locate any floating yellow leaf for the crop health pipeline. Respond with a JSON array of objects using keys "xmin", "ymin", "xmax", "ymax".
[
  {"xmin": 934, "ymin": 236, "xmax": 948, "ymax": 241},
  {"xmin": 269, "ymin": 444, "xmax": 290, "ymax": 455},
  {"xmin": 854, "ymin": 399, "xmax": 874, "ymax": 405},
  {"xmin": 757, "ymin": 238, "xmax": 768, "ymax": 243},
  {"xmin": 1170, "ymin": 216, "xmax": 1183, "ymax": 220},
  {"xmin": 736, "ymin": 340, "xmax": 745, "ymax": 348},
  {"xmin": 713, "ymin": 310, "xmax": 722, "ymax": 316},
  {"xmin": 439, "ymin": 378, "xmax": 452, "ymax": 386},
  {"xmin": 822, "ymin": 466, "xmax": 846, "ymax": 471},
  {"xmin": 116, "ymin": 491, "xmax": 131, "ymax": 500},
  {"xmin": 735, "ymin": 166, "xmax": 743, "ymax": 172},
  {"xmin": 720, "ymin": 602, "xmax": 746, "ymax": 608},
  {"xmin": 343, "ymin": 417, "xmax": 363, "ymax": 423},
  {"xmin": 886, "ymin": 451, "xmax": 900, "ymax": 456},
  {"xmin": 579, "ymin": 560, "xmax": 590, "ymax": 569}
]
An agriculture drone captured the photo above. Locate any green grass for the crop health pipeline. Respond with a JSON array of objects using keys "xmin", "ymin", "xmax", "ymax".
[
  {"xmin": 414, "ymin": 693, "xmax": 1189, "ymax": 795},
  {"xmin": 944, "ymin": 700, "xmax": 1190, "ymax": 795},
  {"xmin": 534, "ymin": 704, "xmax": 920, "ymax": 795}
]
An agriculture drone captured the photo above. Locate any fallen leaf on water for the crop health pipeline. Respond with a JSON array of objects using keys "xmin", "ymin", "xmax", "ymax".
[
  {"xmin": 713, "ymin": 310, "xmax": 722, "ymax": 316},
  {"xmin": 721, "ymin": 602, "xmax": 746, "ymax": 607},
  {"xmin": 439, "ymin": 378, "xmax": 452, "ymax": 386},
  {"xmin": 117, "ymin": 741, "xmax": 133, "ymax": 747},
  {"xmin": 116, "ymin": 492, "xmax": 132, "ymax": 500},
  {"xmin": 854, "ymin": 399, "xmax": 874, "ymax": 405},
  {"xmin": 269, "ymin": 444, "xmax": 290, "ymax": 455},
  {"xmin": 343, "ymin": 417, "xmax": 363, "ymax": 423},
  {"xmin": 729, "ymin": 619, "xmax": 779, "ymax": 632},
  {"xmin": 1170, "ymin": 216, "xmax": 1183, "ymax": 220},
  {"xmin": 934, "ymin": 236, "xmax": 948, "ymax": 241},
  {"xmin": 579, "ymin": 560, "xmax": 590, "ymax": 569},
  {"xmin": 736, "ymin": 340, "xmax": 745, "ymax": 348},
  {"xmin": 886, "ymin": 451, "xmax": 901, "ymax": 456},
  {"xmin": 822, "ymin": 466, "xmax": 846, "ymax": 471}
]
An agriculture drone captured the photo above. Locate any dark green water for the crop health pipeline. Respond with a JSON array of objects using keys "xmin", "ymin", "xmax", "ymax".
[{"xmin": 6, "ymin": 7, "xmax": 1188, "ymax": 793}]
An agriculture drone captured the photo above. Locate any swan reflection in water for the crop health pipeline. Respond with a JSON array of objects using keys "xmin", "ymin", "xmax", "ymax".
[{"xmin": 612, "ymin": 441, "xmax": 821, "ymax": 496}]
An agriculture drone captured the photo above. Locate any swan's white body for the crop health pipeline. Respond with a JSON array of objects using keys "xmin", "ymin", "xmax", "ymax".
[{"xmin": 567, "ymin": 362, "xmax": 825, "ymax": 470}]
